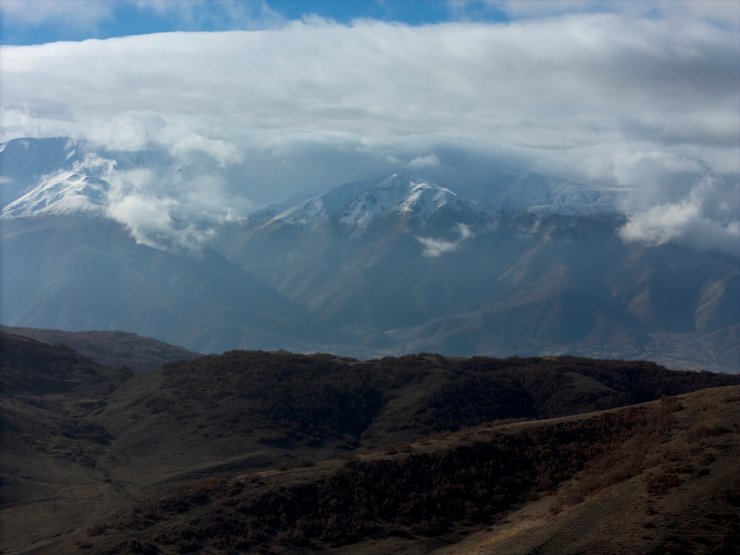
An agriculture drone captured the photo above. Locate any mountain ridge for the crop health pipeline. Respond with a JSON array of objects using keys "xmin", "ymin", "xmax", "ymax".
[
  {"xmin": 1, "ymin": 137, "xmax": 738, "ymax": 371},
  {"xmin": 1, "ymin": 138, "xmax": 628, "ymax": 225}
]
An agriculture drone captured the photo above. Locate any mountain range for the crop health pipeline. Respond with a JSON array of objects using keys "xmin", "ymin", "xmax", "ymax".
[{"xmin": 1, "ymin": 137, "xmax": 738, "ymax": 371}]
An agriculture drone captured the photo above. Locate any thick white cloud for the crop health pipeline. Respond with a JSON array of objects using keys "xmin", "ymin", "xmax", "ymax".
[
  {"xmin": 620, "ymin": 176, "xmax": 740, "ymax": 256},
  {"xmin": 106, "ymin": 191, "xmax": 218, "ymax": 254},
  {"xmin": 620, "ymin": 203, "xmax": 739, "ymax": 256},
  {"xmin": 1, "ymin": 13, "xmax": 738, "ymax": 252},
  {"xmin": 2, "ymin": 16, "xmax": 736, "ymax": 149},
  {"xmin": 48, "ymin": 147, "xmax": 251, "ymax": 253}
]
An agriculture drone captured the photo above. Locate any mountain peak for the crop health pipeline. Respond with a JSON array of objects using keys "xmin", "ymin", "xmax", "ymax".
[
  {"xmin": 270, "ymin": 173, "xmax": 472, "ymax": 231},
  {"xmin": 2, "ymin": 170, "xmax": 108, "ymax": 219}
]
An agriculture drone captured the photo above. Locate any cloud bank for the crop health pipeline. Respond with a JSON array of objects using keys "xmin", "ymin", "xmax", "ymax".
[
  {"xmin": 620, "ymin": 176, "xmax": 740, "ymax": 256},
  {"xmin": 1, "ymin": 12, "xmax": 738, "ymax": 253}
]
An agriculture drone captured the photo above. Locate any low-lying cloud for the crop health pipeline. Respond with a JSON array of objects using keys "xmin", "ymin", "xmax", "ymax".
[
  {"xmin": 417, "ymin": 223, "xmax": 474, "ymax": 257},
  {"xmin": 619, "ymin": 176, "xmax": 740, "ymax": 256},
  {"xmin": 408, "ymin": 154, "xmax": 441, "ymax": 170},
  {"xmin": 38, "ymin": 147, "xmax": 250, "ymax": 253}
]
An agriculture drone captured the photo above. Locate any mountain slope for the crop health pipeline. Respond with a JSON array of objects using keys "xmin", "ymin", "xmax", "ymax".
[
  {"xmin": 47, "ymin": 385, "xmax": 740, "ymax": 555},
  {"xmin": 0, "ymin": 137, "xmax": 86, "ymax": 208},
  {"xmin": 0, "ymin": 330, "xmax": 132, "ymax": 395},
  {"xmin": 0, "ymin": 326, "xmax": 198, "ymax": 372},
  {"xmin": 386, "ymin": 214, "xmax": 739, "ymax": 370},
  {"xmin": 0, "ymin": 332, "xmax": 134, "ymax": 553},
  {"xmin": 2, "ymin": 138, "xmax": 738, "ymax": 370},
  {"xmin": 436, "ymin": 386, "xmax": 740, "ymax": 555},
  {"xmin": 38, "ymin": 348, "xmax": 740, "ymax": 489},
  {"xmin": 218, "ymin": 195, "xmax": 739, "ymax": 369},
  {"xmin": 0, "ymin": 216, "xmax": 323, "ymax": 353},
  {"xmin": 2, "ymin": 334, "xmax": 738, "ymax": 553}
]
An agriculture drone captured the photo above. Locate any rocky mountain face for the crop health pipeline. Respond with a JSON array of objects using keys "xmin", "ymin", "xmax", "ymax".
[
  {"xmin": 213, "ymin": 175, "xmax": 738, "ymax": 370},
  {"xmin": 1, "ymin": 137, "xmax": 738, "ymax": 370}
]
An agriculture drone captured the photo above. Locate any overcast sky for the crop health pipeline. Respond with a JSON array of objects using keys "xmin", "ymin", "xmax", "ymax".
[{"xmin": 1, "ymin": 0, "xmax": 738, "ymax": 254}]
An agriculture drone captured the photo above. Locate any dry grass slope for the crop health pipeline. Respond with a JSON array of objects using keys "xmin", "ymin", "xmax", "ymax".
[{"xmin": 436, "ymin": 387, "xmax": 740, "ymax": 555}]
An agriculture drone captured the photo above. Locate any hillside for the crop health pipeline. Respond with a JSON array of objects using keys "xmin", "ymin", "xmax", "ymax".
[
  {"xmin": 1, "ymin": 325, "xmax": 199, "ymax": 372},
  {"xmin": 90, "ymin": 351, "xmax": 740, "ymax": 488},
  {"xmin": 47, "ymin": 387, "xmax": 740, "ymax": 555},
  {"xmin": 0, "ymin": 331, "xmax": 132, "ymax": 395},
  {"xmin": 1, "ymin": 334, "xmax": 738, "ymax": 553},
  {"xmin": 0, "ymin": 216, "xmax": 326, "ymax": 354},
  {"xmin": 0, "ymin": 332, "xmax": 134, "ymax": 553},
  {"xmin": 435, "ymin": 386, "xmax": 740, "ymax": 555}
]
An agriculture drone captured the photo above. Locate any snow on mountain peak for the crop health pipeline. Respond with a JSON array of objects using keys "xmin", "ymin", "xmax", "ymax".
[
  {"xmin": 2, "ymin": 169, "xmax": 108, "ymax": 219},
  {"xmin": 270, "ymin": 174, "xmax": 468, "ymax": 231},
  {"xmin": 397, "ymin": 180, "xmax": 456, "ymax": 215}
]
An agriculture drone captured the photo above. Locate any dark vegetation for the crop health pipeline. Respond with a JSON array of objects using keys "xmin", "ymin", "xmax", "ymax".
[
  {"xmin": 0, "ymin": 331, "xmax": 132, "ymax": 395},
  {"xmin": 1, "ymin": 331, "xmax": 739, "ymax": 554},
  {"xmin": 114, "ymin": 410, "xmax": 647, "ymax": 553},
  {"xmin": 1, "ymin": 325, "xmax": 199, "ymax": 372},
  {"xmin": 157, "ymin": 351, "xmax": 382, "ymax": 445},
  {"xmin": 148, "ymin": 351, "xmax": 739, "ymax": 447},
  {"xmin": 79, "ymin": 389, "xmax": 740, "ymax": 555}
]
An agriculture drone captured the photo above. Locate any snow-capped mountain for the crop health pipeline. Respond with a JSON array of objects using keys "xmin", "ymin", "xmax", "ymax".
[
  {"xmin": 1, "ymin": 137, "xmax": 737, "ymax": 371},
  {"xmin": 2, "ymin": 170, "xmax": 109, "ymax": 219},
  {"xmin": 1, "ymin": 137, "xmax": 627, "ymax": 230},
  {"xmin": 264, "ymin": 172, "xmax": 627, "ymax": 232},
  {"xmin": 0, "ymin": 137, "xmax": 220, "ymax": 221},
  {"xmin": 0, "ymin": 137, "xmax": 86, "ymax": 208},
  {"xmin": 0, "ymin": 138, "xmax": 249, "ymax": 254},
  {"xmin": 268, "ymin": 173, "xmax": 480, "ymax": 231},
  {"xmin": 493, "ymin": 179, "xmax": 629, "ymax": 215}
]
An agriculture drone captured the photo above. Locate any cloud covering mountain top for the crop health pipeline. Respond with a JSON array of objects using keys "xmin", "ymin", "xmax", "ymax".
[{"xmin": 1, "ymin": 9, "xmax": 738, "ymax": 254}]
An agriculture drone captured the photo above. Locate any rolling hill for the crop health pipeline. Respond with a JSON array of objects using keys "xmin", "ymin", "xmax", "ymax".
[
  {"xmin": 0, "ymin": 325, "xmax": 198, "ymax": 372},
  {"xmin": 1, "ymin": 331, "xmax": 738, "ymax": 553}
]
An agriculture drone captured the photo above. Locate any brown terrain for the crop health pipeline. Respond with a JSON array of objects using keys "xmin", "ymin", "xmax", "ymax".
[{"xmin": 0, "ymin": 330, "xmax": 738, "ymax": 554}]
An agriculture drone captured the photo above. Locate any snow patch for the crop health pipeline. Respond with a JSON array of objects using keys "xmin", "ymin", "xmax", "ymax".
[{"xmin": 2, "ymin": 169, "xmax": 108, "ymax": 218}]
